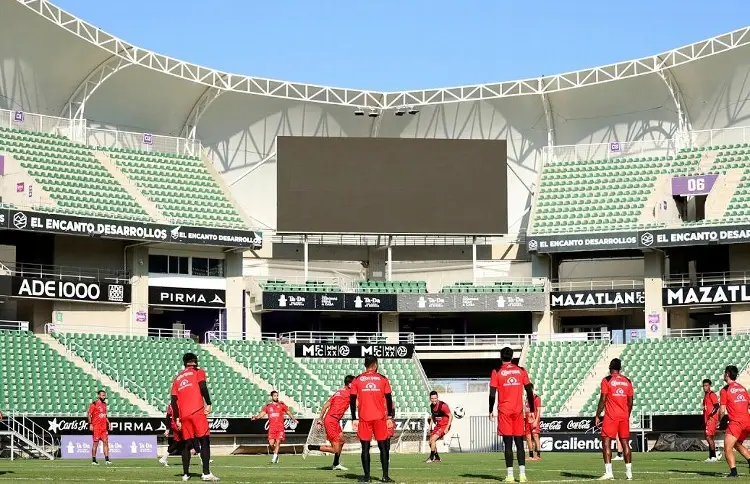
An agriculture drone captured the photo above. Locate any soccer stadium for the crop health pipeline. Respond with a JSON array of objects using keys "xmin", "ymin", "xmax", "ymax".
[{"xmin": 0, "ymin": 0, "xmax": 750, "ymax": 482}]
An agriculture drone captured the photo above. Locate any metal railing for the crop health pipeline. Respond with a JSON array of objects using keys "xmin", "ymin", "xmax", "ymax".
[
  {"xmin": 530, "ymin": 331, "xmax": 611, "ymax": 342},
  {"xmin": 665, "ymin": 326, "xmax": 736, "ymax": 338},
  {"xmin": 429, "ymin": 378, "xmax": 489, "ymax": 394},
  {"xmin": 412, "ymin": 333, "xmax": 527, "ymax": 347},
  {"xmin": 0, "ymin": 320, "xmax": 30, "ymax": 331},
  {"xmin": 551, "ymin": 279, "xmax": 644, "ymax": 291},
  {"xmin": 278, "ymin": 331, "xmax": 411, "ymax": 344},
  {"xmin": 45, "ymin": 323, "xmax": 191, "ymax": 339},
  {"xmin": 2, "ymin": 261, "xmax": 130, "ymax": 282},
  {"xmin": 664, "ymin": 271, "xmax": 750, "ymax": 287},
  {"xmin": 250, "ymin": 276, "xmax": 358, "ymax": 292},
  {"xmin": 271, "ymin": 233, "xmax": 523, "ymax": 247},
  {"xmin": 2, "ymin": 413, "xmax": 56, "ymax": 459},
  {"xmin": 544, "ymin": 137, "xmax": 677, "ymax": 166},
  {"xmin": 205, "ymin": 331, "xmax": 277, "ymax": 342}
]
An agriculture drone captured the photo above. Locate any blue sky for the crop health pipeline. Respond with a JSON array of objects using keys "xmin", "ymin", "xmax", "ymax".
[{"xmin": 53, "ymin": 0, "xmax": 750, "ymax": 91}]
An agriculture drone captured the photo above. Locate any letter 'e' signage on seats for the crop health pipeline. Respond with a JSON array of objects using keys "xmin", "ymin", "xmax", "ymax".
[{"xmin": 10, "ymin": 276, "xmax": 131, "ymax": 303}]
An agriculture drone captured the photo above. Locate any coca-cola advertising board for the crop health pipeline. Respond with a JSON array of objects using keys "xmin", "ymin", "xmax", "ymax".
[{"xmin": 539, "ymin": 417, "xmax": 641, "ymax": 433}]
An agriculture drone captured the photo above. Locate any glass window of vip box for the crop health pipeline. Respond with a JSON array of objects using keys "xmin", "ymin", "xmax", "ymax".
[
  {"xmin": 192, "ymin": 257, "xmax": 224, "ymax": 277},
  {"xmin": 149, "ymin": 255, "xmax": 189, "ymax": 275}
]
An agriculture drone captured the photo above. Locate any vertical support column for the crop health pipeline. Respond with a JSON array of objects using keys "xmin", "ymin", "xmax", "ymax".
[
  {"xmin": 729, "ymin": 245, "xmax": 750, "ymax": 334},
  {"xmin": 531, "ymin": 253, "xmax": 555, "ymax": 336},
  {"xmin": 303, "ymin": 235, "xmax": 309, "ymax": 282},
  {"xmin": 387, "ymin": 245, "xmax": 393, "ymax": 282},
  {"xmin": 127, "ymin": 245, "xmax": 150, "ymax": 337},
  {"xmin": 224, "ymin": 251, "xmax": 245, "ymax": 339},
  {"xmin": 381, "ymin": 312, "xmax": 399, "ymax": 343},
  {"xmin": 472, "ymin": 237, "xmax": 477, "ymax": 285},
  {"xmin": 643, "ymin": 251, "xmax": 667, "ymax": 338}
]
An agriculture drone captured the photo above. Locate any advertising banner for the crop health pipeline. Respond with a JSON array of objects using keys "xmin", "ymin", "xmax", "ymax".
[
  {"xmin": 29, "ymin": 416, "xmax": 313, "ymax": 436},
  {"xmin": 294, "ymin": 343, "xmax": 414, "ymax": 359},
  {"xmin": 538, "ymin": 434, "xmax": 642, "ymax": 453},
  {"xmin": 149, "ymin": 286, "xmax": 226, "ymax": 308},
  {"xmin": 5, "ymin": 276, "xmax": 131, "ymax": 304},
  {"xmin": 262, "ymin": 292, "xmax": 397, "ymax": 312},
  {"xmin": 550, "ymin": 290, "xmax": 645, "ymax": 309},
  {"xmin": 663, "ymin": 284, "xmax": 750, "ymax": 306},
  {"xmin": 397, "ymin": 292, "xmax": 546, "ymax": 312},
  {"xmin": 61, "ymin": 435, "xmax": 157, "ymax": 459},
  {"xmin": 1, "ymin": 209, "xmax": 261, "ymax": 249}
]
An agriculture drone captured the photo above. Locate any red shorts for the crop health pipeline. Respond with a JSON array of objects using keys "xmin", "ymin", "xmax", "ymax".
[
  {"xmin": 705, "ymin": 417, "xmax": 718, "ymax": 438},
  {"xmin": 92, "ymin": 427, "xmax": 108, "ymax": 442},
  {"xmin": 431, "ymin": 426, "xmax": 448, "ymax": 440},
  {"xmin": 268, "ymin": 429, "xmax": 286, "ymax": 442},
  {"xmin": 601, "ymin": 417, "xmax": 630, "ymax": 439},
  {"xmin": 498, "ymin": 412, "xmax": 524, "ymax": 437},
  {"xmin": 181, "ymin": 412, "xmax": 210, "ymax": 440},
  {"xmin": 727, "ymin": 420, "xmax": 750, "ymax": 442},
  {"xmin": 525, "ymin": 421, "xmax": 540, "ymax": 436},
  {"xmin": 358, "ymin": 418, "xmax": 389, "ymax": 442},
  {"xmin": 324, "ymin": 418, "xmax": 343, "ymax": 444}
]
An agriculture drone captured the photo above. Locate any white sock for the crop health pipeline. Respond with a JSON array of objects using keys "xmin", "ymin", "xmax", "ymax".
[
  {"xmin": 625, "ymin": 463, "xmax": 632, "ymax": 477},
  {"xmin": 605, "ymin": 463, "xmax": 613, "ymax": 475},
  {"xmin": 519, "ymin": 465, "xmax": 526, "ymax": 476},
  {"xmin": 507, "ymin": 467, "xmax": 514, "ymax": 477}
]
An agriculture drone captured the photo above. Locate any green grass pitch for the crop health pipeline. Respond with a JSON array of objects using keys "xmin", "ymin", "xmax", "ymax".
[{"xmin": 0, "ymin": 452, "xmax": 740, "ymax": 483}]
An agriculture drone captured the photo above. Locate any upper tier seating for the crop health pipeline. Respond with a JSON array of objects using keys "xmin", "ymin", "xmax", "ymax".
[
  {"xmin": 260, "ymin": 280, "xmax": 342, "ymax": 293},
  {"xmin": 102, "ymin": 147, "xmax": 244, "ymax": 229},
  {"xmin": 698, "ymin": 143, "xmax": 750, "ymax": 224},
  {"xmin": 214, "ymin": 340, "xmax": 330, "ymax": 411},
  {"xmin": 56, "ymin": 333, "xmax": 270, "ymax": 417},
  {"xmin": 525, "ymin": 340, "xmax": 608, "ymax": 414},
  {"xmin": 531, "ymin": 152, "xmax": 701, "ymax": 234},
  {"xmin": 300, "ymin": 357, "xmax": 429, "ymax": 414},
  {"xmin": 0, "ymin": 331, "xmax": 144, "ymax": 416},
  {"xmin": 441, "ymin": 282, "xmax": 544, "ymax": 293},
  {"xmin": 581, "ymin": 335, "xmax": 750, "ymax": 415},
  {"xmin": 357, "ymin": 281, "xmax": 427, "ymax": 294},
  {"xmin": 0, "ymin": 127, "xmax": 151, "ymax": 221}
]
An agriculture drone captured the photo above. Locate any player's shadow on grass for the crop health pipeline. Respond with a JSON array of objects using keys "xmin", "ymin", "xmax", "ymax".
[
  {"xmin": 669, "ymin": 469, "xmax": 725, "ymax": 477},
  {"xmin": 459, "ymin": 473, "xmax": 504, "ymax": 481},
  {"xmin": 560, "ymin": 471, "xmax": 599, "ymax": 479},
  {"xmin": 669, "ymin": 457, "xmax": 702, "ymax": 462},
  {"xmin": 338, "ymin": 473, "xmax": 369, "ymax": 481}
]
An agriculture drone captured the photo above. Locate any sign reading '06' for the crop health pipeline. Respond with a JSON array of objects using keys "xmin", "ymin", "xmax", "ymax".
[{"xmin": 294, "ymin": 343, "xmax": 414, "ymax": 359}]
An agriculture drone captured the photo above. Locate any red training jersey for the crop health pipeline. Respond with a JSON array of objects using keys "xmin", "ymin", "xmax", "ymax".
[
  {"xmin": 326, "ymin": 387, "xmax": 351, "ymax": 421},
  {"xmin": 171, "ymin": 367, "xmax": 208, "ymax": 418},
  {"xmin": 525, "ymin": 394, "xmax": 542, "ymax": 416},
  {"xmin": 601, "ymin": 373, "xmax": 634, "ymax": 421},
  {"xmin": 351, "ymin": 370, "xmax": 392, "ymax": 421},
  {"xmin": 166, "ymin": 404, "xmax": 178, "ymax": 430},
  {"xmin": 720, "ymin": 381, "xmax": 750, "ymax": 424},
  {"xmin": 490, "ymin": 363, "xmax": 531, "ymax": 415},
  {"xmin": 88, "ymin": 401, "xmax": 108, "ymax": 429},
  {"xmin": 430, "ymin": 401, "xmax": 451, "ymax": 427},
  {"xmin": 263, "ymin": 402, "xmax": 288, "ymax": 431},
  {"xmin": 703, "ymin": 391, "xmax": 719, "ymax": 423}
]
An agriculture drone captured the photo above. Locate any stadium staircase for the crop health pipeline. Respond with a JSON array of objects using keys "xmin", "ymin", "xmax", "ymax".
[
  {"xmin": 54, "ymin": 333, "xmax": 272, "ymax": 417},
  {"xmin": 524, "ymin": 340, "xmax": 609, "ymax": 415},
  {"xmin": 39, "ymin": 334, "xmax": 159, "ymax": 416},
  {"xmin": 0, "ymin": 331, "xmax": 144, "ymax": 416},
  {"xmin": 558, "ymin": 343, "xmax": 626, "ymax": 416},
  {"xmin": 0, "ymin": 153, "xmax": 54, "ymax": 209},
  {"xmin": 201, "ymin": 342, "xmax": 314, "ymax": 416},
  {"xmin": 101, "ymin": 147, "xmax": 246, "ymax": 229},
  {"xmin": 0, "ymin": 414, "xmax": 57, "ymax": 460},
  {"xmin": 93, "ymin": 151, "xmax": 166, "ymax": 222},
  {"xmin": 198, "ymin": 152, "xmax": 257, "ymax": 229},
  {"xmin": 580, "ymin": 335, "xmax": 750, "ymax": 416}
]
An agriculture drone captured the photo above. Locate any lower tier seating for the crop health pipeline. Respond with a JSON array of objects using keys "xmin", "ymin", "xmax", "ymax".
[{"xmin": 0, "ymin": 331, "xmax": 144, "ymax": 415}]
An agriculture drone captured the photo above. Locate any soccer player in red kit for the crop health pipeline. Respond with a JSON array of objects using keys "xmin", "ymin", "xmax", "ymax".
[
  {"xmin": 719, "ymin": 365, "xmax": 750, "ymax": 478},
  {"xmin": 350, "ymin": 355, "xmax": 395, "ymax": 483},
  {"xmin": 307, "ymin": 375, "xmax": 355, "ymax": 471},
  {"xmin": 702, "ymin": 378, "xmax": 721, "ymax": 462},
  {"xmin": 88, "ymin": 390, "xmax": 111, "ymax": 466},
  {"xmin": 525, "ymin": 392, "xmax": 542, "ymax": 461},
  {"xmin": 252, "ymin": 391, "xmax": 298, "ymax": 464},
  {"xmin": 425, "ymin": 391, "xmax": 452, "ymax": 463},
  {"xmin": 489, "ymin": 347, "xmax": 534, "ymax": 483},
  {"xmin": 170, "ymin": 352, "xmax": 218, "ymax": 482},
  {"xmin": 594, "ymin": 358, "xmax": 634, "ymax": 481}
]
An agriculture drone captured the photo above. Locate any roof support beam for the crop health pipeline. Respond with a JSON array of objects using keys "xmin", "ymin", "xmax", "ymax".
[
  {"xmin": 655, "ymin": 61, "xmax": 692, "ymax": 149},
  {"xmin": 180, "ymin": 85, "xmax": 224, "ymax": 140},
  {"xmin": 60, "ymin": 54, "xmax": 133, "ymax": 123}
]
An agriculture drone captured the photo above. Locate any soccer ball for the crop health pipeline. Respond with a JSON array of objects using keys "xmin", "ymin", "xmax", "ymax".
[{"xmin": 453, "ymin": 406, "xmax": 465, "ymax": 419}]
